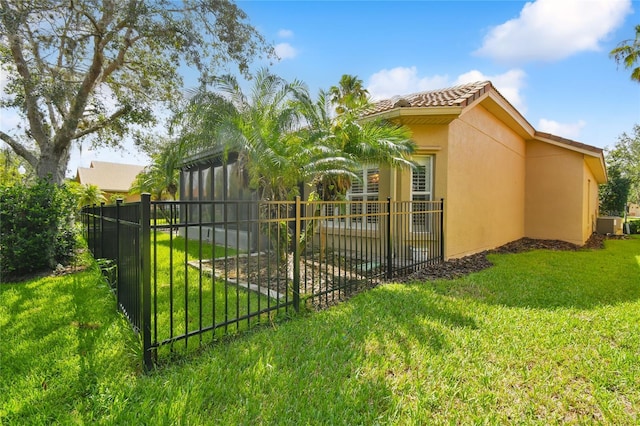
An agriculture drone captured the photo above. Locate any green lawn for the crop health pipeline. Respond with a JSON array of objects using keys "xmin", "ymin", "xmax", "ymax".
[
  {"xmin": 150, "ymin": 232, "xmax": 276, "ymax": 358},
  {"xmin": 1, "ymin": 236, "xmax": 639, "ymax": 424}
]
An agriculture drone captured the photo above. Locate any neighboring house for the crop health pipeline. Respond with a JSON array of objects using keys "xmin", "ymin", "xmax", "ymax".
[
  {"xmin": 629, "ymin": 203, "xmax": 640, "ymax": 218},
  {"xmin": 76, "ymin": 161, "xmax": 145, "ymax": 202},
  {"xmin": 364, "ymin": 81, "xmax": 607, "ymax": 258},
  {"xmin": 180, "ymin": 81, "xmax": 607, "ymax": 260}
]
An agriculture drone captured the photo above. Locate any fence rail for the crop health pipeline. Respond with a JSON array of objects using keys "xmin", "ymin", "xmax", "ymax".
[{"xmin": 82, "ymin": 195, "xmax": 444, "ymax": 370}]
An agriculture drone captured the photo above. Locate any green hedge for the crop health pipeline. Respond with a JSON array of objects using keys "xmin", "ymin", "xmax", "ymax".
[
  {"xmin": 0, "ymin": 179, "xmax": 79, "ymax": 280},
  {"xmin": 628, "ymin": 219, "xmax": 640, "ymax": 234}
]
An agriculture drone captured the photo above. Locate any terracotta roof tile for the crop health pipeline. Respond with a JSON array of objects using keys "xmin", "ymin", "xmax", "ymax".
[
  {"xmin": 366, "ymin": 81, "xmax": 493, "ymax": 115},
  {"xmin": 364, "ymin": 81, "xmax": 605, "ymax": 158}
]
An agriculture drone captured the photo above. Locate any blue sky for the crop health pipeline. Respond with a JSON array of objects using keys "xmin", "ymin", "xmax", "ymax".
[{"xmin": 2, "ymin": 0, "xmax": 639, "ymax": 176}]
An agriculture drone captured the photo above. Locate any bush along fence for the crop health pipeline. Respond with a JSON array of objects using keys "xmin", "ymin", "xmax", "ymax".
[{"xmin": 81, "ymin": 194, "xmax": 444, "ymax": 370}]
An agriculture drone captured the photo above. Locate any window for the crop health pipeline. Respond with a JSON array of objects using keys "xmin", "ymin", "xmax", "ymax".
[
  {"xmin": 189, "ymin": 169, "xmax": 200, "ymax": 222},
  {"xmin": 348, "ymin": 166, "xmax": 380, "ymax": 224},
  {"xmin": 411, "ymin": 156, "xmax": 434, "ymax": 232},
  {"xmin": 201, "ymin": 167, "xmax": 212, "ymax": 223}
]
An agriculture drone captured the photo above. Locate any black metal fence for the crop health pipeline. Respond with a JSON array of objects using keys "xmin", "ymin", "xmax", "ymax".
[{"xmin": 82, "ymin": 195, "xmax": 444, "ymax": 370}]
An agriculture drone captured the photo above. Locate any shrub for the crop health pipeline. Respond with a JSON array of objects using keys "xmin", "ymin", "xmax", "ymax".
[
  {"xmin": 0, "ymin": 179, "xmax": 79, "ymax": 280},
  {"xmin": 628, "ymin": 219, "xmax": 640, "ymax": 234}
]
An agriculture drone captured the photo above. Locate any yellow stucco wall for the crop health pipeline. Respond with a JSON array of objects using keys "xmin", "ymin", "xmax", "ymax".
[
  {"xmin": 582, "ymin": 162, "xmax": 600, "ymax": 242},
  {"xmin": 374, "ymin": 96, "xmax": 606, "ymax": 258},
  {"xmin": 103, "ymin": 191, "xmax": 141, "ymax": 203},
  {"xmin": 444, "ymin": 106, "xmax": 526, "ymax": 258},
  {"xmin": 525, "ymin": 140, "xmax": 586, "ymax": 245},
  {"xmin": 394, "ymin": 124, "xmax": 448, "ymax": 202}
]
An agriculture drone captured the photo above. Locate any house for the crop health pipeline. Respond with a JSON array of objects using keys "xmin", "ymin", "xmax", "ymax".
[
  {"xmin": 363, "ymin": 81, "xmax": 607, "ymax": 259},
  {"xmin": 178, "ymin": 81, "xmax": 607, "ymax": 260},
  {"xmin": 76, "ymin": 160, "xmax": 145, "ymax": 202}
]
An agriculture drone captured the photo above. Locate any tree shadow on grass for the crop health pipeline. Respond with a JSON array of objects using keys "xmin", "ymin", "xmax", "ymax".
[
  {"xmin": 428, "ymin": 237, "xmax": 640, "ymax": 310},
  {"xmin": 0, "ymin": 267, "xmax": 139, "ymax": 424},
  {"xmin": 106, "ymin": 281, "xmax": 478, "ymax": 424}
]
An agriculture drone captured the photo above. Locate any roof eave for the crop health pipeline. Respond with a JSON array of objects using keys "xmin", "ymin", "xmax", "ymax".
[
  {"xmin": 476, "ymin": 92, "xmax": 535, "ymax": 139},
  {"xmin": 363, "ymin": 106, "xmax": 463, "ymax": 125},
  {"xmin": 533, "ymin": 133, "xmax": 607, "ymax": 183}
]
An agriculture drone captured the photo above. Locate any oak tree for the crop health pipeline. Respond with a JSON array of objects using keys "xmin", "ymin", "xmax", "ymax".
[{"xmin": 0, "ymin": 0, "xmax": 272, "ymax": 183}]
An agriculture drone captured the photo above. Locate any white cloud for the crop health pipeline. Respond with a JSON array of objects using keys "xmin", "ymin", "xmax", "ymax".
[
  {"xmin": 538, "ymin": 118, "xmax": 587, "ymax": 140},
  {"xmin": 367, "ymin": 66, "xmax": 449, "ymax": 100},
  {"xmin": 367, "ymin": 66, "xmax": 527, "ymax": 112},
  {"xmin": 275, "ymin": 43, "xmax": 297, "ymax": 60},
  {"xmin": 455, "ymin": 69, "xmax": 527, "ymax": 112},
  {"xmin": 475, "ymin": 0, "xmax": 632, "ymax": 63},
  {"xmin": 277, "ymin": 29, "xmax": 294, "ymax": 38}
]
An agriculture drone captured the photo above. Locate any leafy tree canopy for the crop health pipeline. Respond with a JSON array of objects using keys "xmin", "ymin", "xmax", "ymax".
[
  {"xmin": 600, "ymin": 124, "xmax": 640, "ymax": 214},
  {"xmin": 0, "ymin": 0, "xmax": 273, "ymax": 183},
  {"xmin": 606, "ymin": 124, "xmax": 640, "ymax": 204},
  {"xmin": 0, "ymin": 146, "xmax": 32, "ymax": 186},
  {"xmin": 599, "ymin": 165, "xmax": 631, "ymax": 215}
]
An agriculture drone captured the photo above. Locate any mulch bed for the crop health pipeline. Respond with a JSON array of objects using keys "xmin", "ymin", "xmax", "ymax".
[{"xmin": 401, "ymin": 233, "xmax": 620, "ymax": 282}]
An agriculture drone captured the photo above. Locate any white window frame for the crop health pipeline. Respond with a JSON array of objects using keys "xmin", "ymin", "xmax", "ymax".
[
  {"xmin": 411, "ymin": 156, "xmax": 434, "ymax": 233},
  {"xmin": 325, "ymin": 165, "xmax": 380, "ymax": 230},
  {"xmin": 345, "ymin": 165, "xmax": 380, "ymax": 227}
]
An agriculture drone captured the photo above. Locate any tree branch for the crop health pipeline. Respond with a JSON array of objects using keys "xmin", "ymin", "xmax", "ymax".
[
  {"xmin": 102, "ymin": 28, "xmax": 137, "ymax": 81},
  {"xmin": 71, "ymin": 106, "xmax": 130, "ymax": 139},
  {"xmin": 25, "ymin": 24, "xmax": 62, "ymax": 132},
  {"xmin": 0, "ymin": 131, "xmax": 38, "ymax": 167},
  {"xmin": 52, "ymin": 4, "xmax": 114, "ymax": 153},
  {"xmin": 5, "ymin": 29, "xmax": 51, "ymax": 151}
]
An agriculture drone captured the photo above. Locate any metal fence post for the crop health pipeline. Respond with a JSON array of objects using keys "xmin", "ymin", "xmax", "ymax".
[
  {"xmin": 440, "ymin": 198, "xmax": 445, "ymax": 261},
  {"xmin": 99, "ymin": 202, "xmax": 105, "ymax": 258},
  {"xmin": 89, "ymin": 205, "xmax": 95, "ymax": 255},
  {"xmin": 140, "ymin": 193, "xmax": 153, "ymax": 371},
  {"xmin": 293, "ymin": 196, "xmax": 301, "ymax": 312},
  {"xmin": 116, "ymin": 199, "xmax": 122, "ymax": 308},
  {"xmin": 386, "ymin": 197, "xmax": 393, "ymax": 279}
]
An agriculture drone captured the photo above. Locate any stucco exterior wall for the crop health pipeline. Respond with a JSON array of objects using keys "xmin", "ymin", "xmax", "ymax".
[
  {"xmin": 582, "ymin": 162, "xmax": 600, "ymax": 243},
  {"xmin": 394, "ymin": 124, "xmax": 449, "ymax": 202},
  {"xmin": 102, "ymin": 191, "xmax": 141, "ymax": 203},
  {"xmin": 525, "ymin": 140, "xmax": 585, "ymax": 245},
  {"xmin": 442, "ymin": 106, "xmax": 526, "ymax": 258}
]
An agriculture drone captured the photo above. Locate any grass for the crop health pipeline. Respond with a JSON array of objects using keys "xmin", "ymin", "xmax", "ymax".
[
  {"xmin": 150, "ymin": 232, "xmax": 276, "ymax": 358},
  {"xmin": 2, "ymin": 236, "xmax": 639, "ymax": 424},
  {"xmin": 153, "ymin": 231, "xmax": 239, "ymax": 261}
]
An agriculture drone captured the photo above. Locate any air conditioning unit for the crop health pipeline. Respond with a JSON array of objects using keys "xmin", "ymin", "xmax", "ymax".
[{"xmin": 596, "ymin": 216, "xmax": 623, "ymax": 235}]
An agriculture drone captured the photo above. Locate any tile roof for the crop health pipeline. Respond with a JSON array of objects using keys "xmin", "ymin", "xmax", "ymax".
[
  {"xmin": 365, "ymin": 81, "xmax": 605, "ymax": 157},
  {"xmin": 76, "ymin": 161, "xmax": 145, "ymax": 192},
  {"xmin": 534, "ymin": 131, "xmax": 603, "ymax": 154},
  {"xmin": 365, "ymin": 81, "xmax": 493, "ymax": 116}
]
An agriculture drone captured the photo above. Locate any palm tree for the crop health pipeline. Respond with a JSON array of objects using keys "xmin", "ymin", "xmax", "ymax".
[
  {"xmin": 131, "ymin": 140, "xmax": 183, "ymax": 201},
  {"xmin": 295, "ymin": 75, "xmax": 416, "ymax": 256},
  {"xmin": 74, "ymin": 183, "xmax": 106, "ymax": 209},
  {"xmin": 610, "ymin": 24, "xmax": 640, "ymax": 82},
  {"xmin": 217, "ymin": 70, "xmax": 314, "ymax": 201},
  {"xmin": 328, "ymin": 74, "xmax": 370, "ymax": 114},
  {"xmin": 299, "ymin": 74, "xmax": 416, "ymax": 201},
  {"xmin": 177, "ymin": 69, "xmax": 318, "ymax": 259}
]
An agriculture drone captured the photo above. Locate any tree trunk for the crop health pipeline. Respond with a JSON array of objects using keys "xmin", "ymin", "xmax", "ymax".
[{"xmin": 36, "ymin": 145, "xmax": 70, "ymax": 184}]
